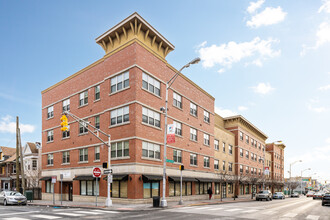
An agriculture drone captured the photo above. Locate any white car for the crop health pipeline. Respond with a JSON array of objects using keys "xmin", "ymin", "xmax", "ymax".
[{"xmin": 0, "ymin": 191, "xmax": 27, "ymax": 206}]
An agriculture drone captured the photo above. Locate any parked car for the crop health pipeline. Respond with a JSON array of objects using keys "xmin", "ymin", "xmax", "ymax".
[
  {"xmin": 0, "ymin": 191, "xmax": 27, "ymax": 206},
  {"xmin": 291, "ymin": 192, "xmax": 300, "ymax": 198},
  {"xmin": 306, "ymin": 191, "xmax": 315, "ymax": 197},
  {"xmin": 256, "ymin": 190, "xmax": 272, "ymax": 201},
  {"xmin": 313, "ymin": 192, "xmax": 325, "ymax": 200},
  {"xmin": 322, "ymin": 193, "xmax": 330, "ymax": 206},
  {"xmin": 273, "ymin": 192, "xmax": 285, "ymax": 199}
]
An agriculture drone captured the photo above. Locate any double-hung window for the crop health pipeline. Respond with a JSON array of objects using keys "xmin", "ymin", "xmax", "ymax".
[
  {"xmin": 246, "ymin": 135, "xmax": 249, "ymax": 144},
  {"xmin": 190, "ymin": 154, "xmax": 197, "ymax": 166},
  {"xmin": 79, "ymin": 148, "xmax": 88, "ymax": 162},
  {"xmin": 258, "ymin": 143, "xmax": 261, "ymax": 150},
  {"xmin": 111, "ymin": 141, "xmax": 129, "ymax": 158},
  {"xmin": 204, "ymin": 134, "xmax": 210, "ymax": 146},
  {"xmin": 173, "ymin": 121, "xmax": 182, "ymax": 136},
  {"xmin": 229, "ymin": 145, "xmax": 233, "ymax": 154},
  {"xmin": 228, "ymin": 162, "xmax": 233, "ymax": 172},
  {"xmin": 47, "ymin": 130, "xmax": 53, "ymax": 142},
  {"xmin": 111, "ymin": 106, "xmax": 129, "ymax": 125},
  {"xmin": 222, "ymin": 161, "xmax": 226, "ymax": 171},
  {"xmin": 142, "ymin": 107, "xmax": 160, "ymax": 128},
  {"xmin": 190, "ymin": 102, "xmax": 197, "ymax": 116},
  {"xmin": 240, "ymin": 148, "xmax": 243, "ymax": 157},
  {"xmin": 214, "ymin": 139, "xmax": 219, "ymax": 151},
  {"xmin": 47, "ymin": 154, "xmax": 53, "ymax": 165},
  {"xmin": 173, "ymin": 92, "xmax": 182, "ymax": 108},
  {"xmin": 240, "ymin": 165, "xmax": 243, "ymax": 173},
  {"xmin": 240, "ymin": 132, "xmax": 243, "ymax": 141},
  {"xmin": 251, "ymin": 167, "xmax": 254, "ymax": 174},
  {"xmin": 62, "ymin": 127, "xmax": 70, "ymax": 139},
  {"xmin": 142, "ymin": 72, "xmax": 160, "ymax": 96},
  {"xmin": 173, "ymin": 150, "xmax": 182, "ymax": 163},
  {"xmin": 47, "ymin": 106, "xmax": 54, "ymax": 119},
  {"xmin": 62, "ymin": 151, "xmax": 70, "ymax": 164},
  {"xmin": 214, "ymin": 159, "xmax": 219, "ymax": 170},
  {"xmin": 95, "ymin": 85, "xmax": 100, "ymax": 100},
  {"xmin": 32, "ymin": 160, "xmax": 37, "ymax": 170},
  {"xmin": 79, "ymin": 121, "xmax": 88, "ymax": 134},
  {"xmin": 204, "ymin": 111, "xmax": 210, "ymax": 123},
  {"xmin": 142, "ymin": 142, "xmax": 160, "ymax": 159},
  {"xmin": 246, "ymin": 166, "xmax": 249, "ymax": 174},
  {"xmin": 251, "ymin": 139, "xmax": 254, "ymax": 146},
  {"xmin": 222, "ymin": 142, "xmax": 226, "ymax": 153},
  {"xmin": 190, "ymin": 128, "xmax": 197, "ymax": 141},
  {"xmin": 95, "ymin": 116, "xmax": 100, "ymax": 129},
  {"xmin": 94, "ymin": 146, "xmax": 100, "ymax": 160},
  {"xmin": 251, "ymin": 152, "xmax": 254, "ymax": 160},
  {"xmin": 111, "ymin": 71, "xmax": 129, "ymax": 93},
  {"xmin": 62, "ymin": 99, "xmax": 70, "ymax": 112},
  {"xmin": 246, "ymin": 151, "xmax": 249, "ymax": 159},
  {"xmin": 79, "ymin": 91, "xmax": 88, "ymax": 106},
  {"xmin": 204, "ymin": 157, "xmax": 210, "ymax": 168}
]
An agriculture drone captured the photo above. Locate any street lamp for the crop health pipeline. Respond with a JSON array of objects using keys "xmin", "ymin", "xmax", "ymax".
[
  {"xmin": 300, "ymin": 168, "xmax": 311, "ymax": 195},
  {"xmin": 289, "ymin": 160, "xmax": 302, "ymax": 195},
  {"xmin": 160, "ymin": 57, "xmax": 201, "ymax": 208}
]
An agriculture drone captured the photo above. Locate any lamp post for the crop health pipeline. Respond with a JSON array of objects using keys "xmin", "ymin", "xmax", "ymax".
[
  {"xmin": 289, "ymin": 160, "xmax": 302, "ymax": 195},
  {"xmin": 300, "ymin": 168, "xmax": 311, "ymax": 195},
  {"xmin": 160, "ymin": 57, "xmax": 201, "ymax": 208}
]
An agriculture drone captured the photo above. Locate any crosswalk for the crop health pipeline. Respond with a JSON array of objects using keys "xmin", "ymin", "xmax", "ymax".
[{"xmin": 1, "ymin": 209, "xmax": 119, "ymax": 220}]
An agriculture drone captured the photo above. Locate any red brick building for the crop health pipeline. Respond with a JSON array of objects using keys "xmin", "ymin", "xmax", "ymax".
[
  {"xmin": 266, "ymin": 142, "xmax": 286, "ymax": 192},
  {"xmin": 41, "ymin": 13, "xmax": 216, "ymax": 202}
]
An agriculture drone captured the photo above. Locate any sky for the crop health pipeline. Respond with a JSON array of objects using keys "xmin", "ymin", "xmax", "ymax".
[{"xmin": 0, "ymin": 0, "xmax": 329, "ymax": 183}]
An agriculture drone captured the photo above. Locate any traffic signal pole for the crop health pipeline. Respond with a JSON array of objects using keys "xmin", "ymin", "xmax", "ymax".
[{"xmin": 62, "ymin": 111, "xmax": 112, "ymax": 207}]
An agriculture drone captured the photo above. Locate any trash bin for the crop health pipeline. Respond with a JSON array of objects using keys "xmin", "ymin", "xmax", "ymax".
[
  {"xmin": 153, "ymin": 196, "xmax": 160, "ymax": 207},
  {"xmin": 25, "ymin": 190, "xmax": 33, "ymax": 202}
]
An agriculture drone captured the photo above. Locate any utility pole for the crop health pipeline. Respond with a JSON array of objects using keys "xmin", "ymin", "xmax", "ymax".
[
  {"xmin": 18, "ymin": 128, "xmax": 26, "ymax": 195},
  {"xmin": 15, "ymin": 117, "xmax": 20, "ymax": 192}
]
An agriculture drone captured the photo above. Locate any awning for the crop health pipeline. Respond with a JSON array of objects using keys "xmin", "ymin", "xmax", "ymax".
[
  {"xmin": 168, "ymin": 176, "xmax": 197, "ymax": 182},
  {"xmin": 196, "ymin": 178, "xmax": 216, "ymax": 182},
  {"xmin": 142, "ymin": 175, "xmax": 163, "ymax": 181},
  {"xmin": 103, "ymin": 174, "xmax": 129, "ymax": 181},
  {"xmin": 0, "ymin": 177, "xmax": 11, "ymax": 181},
  {"xmin": 39, "ymin": 176, "xmax": 52, "ymax": 181},
  {"xmin": 73, "ymin": 175, "xmax": 99, "ymax": 181}
]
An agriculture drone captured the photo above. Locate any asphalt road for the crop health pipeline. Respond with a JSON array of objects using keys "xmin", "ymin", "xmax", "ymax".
[{"xmin": 0, "ymin": 196, "xmax": 328, "ymax": 220}]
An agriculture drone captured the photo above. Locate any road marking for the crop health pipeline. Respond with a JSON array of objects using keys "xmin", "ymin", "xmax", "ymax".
[
  {"xmin": 282, "ymin": 213, "xmax": 297, "ymax": 218},
  {"xmin": 194, "ymin": 207, "xmax": 211, "ymax": 210},
  {"xmin": 75, "ymin": 211, "xmax": 102, "ymax": 215},
  {"xmin": 225, "ymin": 208, "xmax": 242, "ymax": 212},
  {"xmin": 0, "ymin": 211, "xmax": 39, "ymax": 216},
  {"xmin": 55, "ymin": 212, "xmax": 84, "ymax": 216},
  {"xmin": 242, "ymin": 209, "xmax": 258, "ymax": 213},
  {"xmin": 93, "ymin": 210, "xmax": 119, "ymax": 214},
  {"xmin": 306, "ymin": 215, "xmax": 320, "ymax": 220},
  {"xmin": 31, "ymin": 215, "xmax": 61, "ymax": 219},
  {"xmin": 3, "ymin": 218, "xmax": 29, "ymax": 220},
  {"xmin": 208, "ymin": 207, "xmax": 224, "ymax": 211},
  {"xmin": 52, "ymin": 208, "xmax": 82, "ymax": 212},
  {"xmin": 262, "ymin": 210, "xmax": 276, "ymax": 215}
]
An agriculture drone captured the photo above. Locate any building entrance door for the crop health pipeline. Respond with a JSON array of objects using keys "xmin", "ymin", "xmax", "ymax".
[
  {"xmin": 221, "ymin": 183, "xmax": 227, "ymax": 198},
  {"xmin": 68, "ymin": 183, "xmax": 73, "ymax": 201}
]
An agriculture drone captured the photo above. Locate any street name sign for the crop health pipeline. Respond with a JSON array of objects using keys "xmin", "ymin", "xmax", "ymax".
[
  {"xmin": 166, "ymin": 159, "xmax": 174, "ymax": 163},
  {"xmin": 104, "ymin": 169, "xmax": 113, "ymax": 174}
]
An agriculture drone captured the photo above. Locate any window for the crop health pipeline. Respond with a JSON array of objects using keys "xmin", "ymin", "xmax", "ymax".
[
  {"xmin": 246, "ymin": 151, "xmax": 249, "ymax": 159},
  {"xmin": 222, "ymin": 161, "xmax": 226, "ymax": 171},
  {"xmin": 214, "ymin": 160, "xmax": 219, "ymax": 170},
  {"xmin": 214, "ymin": 139, "xmax": 219, "ymax": 151},
  {"xmin": 240, "ymin": 148, "xmax": 243, "ymax": 157},
  {"xmin": 251, "ymin": 152, "xmax": 253, "ymax": 160},
  {"xmin": 240, "ymin": 165, "xmax": 243, "ymax": 173},
  {"xmin": 47, "ymin": 106, "xmax": 54, "ymax": 119},
  {"xmin": 246, "ymin": 135, "xmax": 249, "ymax": 144},
  {"xmin": 79, "ymin": 148, "xmax": 88, "ymax": 162},
  {"xmin": 173, "ymin": 121, "xmax": 182, "ymax": 136},
  {"xmin": 204, "ymin": 157, "xmax": 210, "ymax": 168},
  {"xmin": 111, "ymin": 71, "xmax": 129, "ymax": 93},
  {"xmin": 95, "ymin": 116, "xmax": 100, "ymax": 129},
  {"xmin": 251, "ymin": 139, "xmax": 254, "ymax": 146},
  {"xmin": 62, "ymin": 151, "xmax": 70, "ymax": 164},
  {"xmin": 95, "ymin": 146, "xmax": 100, "ymax": 160},
  {"xmin": 13, "ymin": 164, "xmax": 16, "ymax": 173},
  {"xmin": 142, "ymin": 107, "xmax": 160, "ymax": 128},
  {"xmin": 47, "ymin": 154, "xmax": 53, "ymax": 165},
  {"xmin": 32, "ymin": 160, "xmax": 37, "ymax": 170},
  {"xmin": 79, "ymin": 91, "xmax": 88, "ymax": 106},
  {"xmin": 246, "ymin": 166, "xmax": 249, "ymax": 174},
  {"xmin": 173, "ymin": 92, "xmax": 182, "ymax": 108},
  {"xmin": 222, "ymin": 142, "xmax": 226, "ymax": 153},
  {"xmin": 80, "ymin": 180, "xmax": 99, "ymax": 196},
  {"xmin": 95, "ymin": 85, "xmax": 100, "ymax": 100},
  {"xmin": 62, "ymin": 127, "xmax": 70, "ymax": 139},
  {"xmin": 190, "ymin": 102, "xmax": 197, "ymax": 116},
  {"xmin": 173, "ymin": 150, "xmax": 182, "ymax": 163},
  {"xmin": 204, "ymin": 134, "xmax": 210, "ymax": 146},
  {"xmin": 46, "ymin": 181, "xmax": 54, "ymax": 193},
  {"xmin": 190, "ymin": 128, "xmax": 197, "ymax": 141},
  {"xmin": 111, "ymin": 106, "xmax": 129, "ymax": 126},
  {"xmin": 259, "ymin": 169, "xmax": 261, "ymax": 176},
  {"xmin": 228, "ymin": 162, "xmax": 233, "ymax": 172},
  {"xmin": 229, "ymin": 145, "xmax": 233, "ymax": 154},
  {"xmin": 142, "ymin": 72, "xmax": 160, "ymax": 96},
  {"xmin": 190, "ymin": 154, "xmax": 197, "ymax": 166},
  {"xmin": 251, "ymin": 167, "xmax": 254, "ymax": 174},
  {"xmin": 258, "ymin": 143, "xmax": 261, "ymax": 150},
  {"xmin": 47, "ymin": 130, "xmax": 53, "ymax": 142},
  {"xmin": 259, "ymin": 156, "xmax": 262, "ymax": 163},
  {"xmin": 63, "ymin": 99, "xmax": 70, "ymax": 112},
  {"xmin": 240, "ymin": 132, "xmax": 243, "ymax": 141},
  {"xmin": 142, "ymin": 142, "xmax": 160, "ymax": 159},
  {"xmin": 204, "ymin": 111, "xmax": 210, "ymax": 123},
  {"xmin": 255, "ymin": 141, "xmax": 257, "ymax": 148},
  {"xmin": 111, "ymin": 141, "xmax": 129, "ymax": 158},
  {"xmin": 79, "ymin": 121, "xmax": 88, "ymax": 134}
]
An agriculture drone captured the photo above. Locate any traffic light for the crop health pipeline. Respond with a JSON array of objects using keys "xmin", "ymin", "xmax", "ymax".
[
  {"xmin": 60, "ymin": 115, "xmax": 69, "ymax": 131},
  {"xmin": 179, "ymin": 165, "xmax": 184, "ymax": 170},
  {"xmin": 103, "ymin": 162, "xmax": 108, "ymax": 168}
]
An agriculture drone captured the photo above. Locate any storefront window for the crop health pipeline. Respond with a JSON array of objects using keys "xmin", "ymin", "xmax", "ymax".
[
  {"xmin": 143, "ymin": 181, "xmax": 159, "ymax": 198},
  {"xmin": 80, "ymin": 180, "xmax": 99, "ymax": 196}
]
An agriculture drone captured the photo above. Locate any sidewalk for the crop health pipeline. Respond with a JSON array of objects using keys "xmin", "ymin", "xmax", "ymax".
[{"xmin": 27, "ymin": 197, "xmax": 254, "ymax": 211}]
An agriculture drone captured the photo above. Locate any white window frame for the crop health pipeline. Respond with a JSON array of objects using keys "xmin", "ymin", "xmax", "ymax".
[
  {"xmin": 111, "ymin": 106, "xmax": 129, "ymax": 126},
  {"xmin": 190, "ymin": 102, "xmax": 197, "ymax": 116},
  {"xmin": 204, "ymin": 110, "xmax": 210, "ymax": 123},
  {"xmin": 214, "ymin": 159, "xmax": 219, "ymax": 170},
  {"xmin": 173, "ymin": 121, "xmax": 182, "ymax": 136},
  {"xmin": 95, "ymin": 85, "xmax": 100, "ymax": 100},
  {"xmin": 214, "ymin": 139, "xmax": 219, "ymax": 151},
  {"xmin": 79, "ymin": 121, "xmax": 88, "ymax": 134},
  {"xmin": 47, "ymin": 154, "xmax": 53, "ymax": 165},
  {"xmin": 62, "ymin": 99, "xmax": 70, "ymax": 112},
  {"xmin": 142, "ymin": 107, "xmax": 160, "ymax": 128},
  {"xmin": 111, "ymin": 141, "xmax": 129, "ymax": 158},
  {"xmin": 62, "ymin": 151, "xmax": 70, "ymax": 164},
  {"xmin": 142, "ymin": 72, "xmax": 160, "ymax": 96},
  {"xmin": 95, "ymin": 146, "xmax": 100, "ymax": 161},
  {"xmin": 228, "ymin": 162, "xmax": 233, "ymax": 172},
  {"xmin": 204, "ymin": 134, "xmax": 210, "ymax": 146},
  {"xmin": 47, "ymin": 130, "xmax": 53, "ymax": 142},
  {"xmin": 142, "ymin": 141, "xmax": 160, "ymax": 159},
  {"xmin": 173, "ymin": 149, "xmax": 182, "ymax": 163},
  {"xmin": 204, "ymin": 157, "xmax": 210, "ymax": 168},
  {"xmin": 173, "ymin": 92, "xmax": 182, "ymax": 109},
  {"xmin": 47, "ymin": 106, "xmax": 54, "ymax": 119},
  {"xmin": 229, "ymin": 145, "xmax": 233, "ymax": 155},
  {"xmin": 190, "ymin": 153, "xmax": 197, "ymax": 166},
  {"xmin": 79, "ymin": 148, "xmax": 88, "ymax": 162},
  {"xmin": 222, "ymin": 161, "xmax": 226, "ymax": 171},
  {"xmin": 79, "ymin": 91, "xmax": 88, "ymax": 106},
  {"xmin": 190, "ymin": 128, "xmax": 197, "ymax": 141},
  {"xmin": 111, "ymin": 71, "xmax": 129, "ymax": 93}
]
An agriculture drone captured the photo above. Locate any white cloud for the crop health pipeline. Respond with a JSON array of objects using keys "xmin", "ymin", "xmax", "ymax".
[
  {"xmin": 217, "ymin": 68, "xmax": 225, "ymax": 74},
  {"xmin": 214, "ymin": 106, "xmax": 237, "ymax": 118},
  {"xmin": 198, "ymin": 37, "xmax": 280, "ymax": 71},
  {"xmin": 301, "ymin": 22, "xmax": 330, "ymax": 56},
  {"xmin": 326, "ymin": 138, "xmax": 330, "ymax": 144},
  {"xmin": 308, "ymin": 105, "xmax": 327, "ymax": 113},
  {"xmin": 0, "ymin": 115, "xmax": 35, "ymax": 134},
  {"xmin": 318, "ymin": 84, "xmax": 330, "ymax": 91},
  {"xmin": 238, "ymin": 106, "xmax": 248, "ymax": 111},
  {"xmin": 246, "ymin": 6, "xmax": 287, "ymax": 28},
  {"xmin": 196, "ymin": 41, "xmax": 207, "ymax": 49},
  {"xmin": 318, "ymin": 0, "xmax": 330, "ymax": 13},
  {"xmin": 251, "ymin": 82, "xmax": 275, "ymax": 94},
  {"xmin": 247, "ymin": 0, "xmax": 265, "ymax": 14}
]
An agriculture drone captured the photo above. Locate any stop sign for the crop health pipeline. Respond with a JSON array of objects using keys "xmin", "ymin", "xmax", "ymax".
[{"xmin": 93, "ymin": 167, "xmax": 102, "ymax": 178}]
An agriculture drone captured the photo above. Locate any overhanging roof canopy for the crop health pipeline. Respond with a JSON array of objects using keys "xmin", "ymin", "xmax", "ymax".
[
  {"xmin": 142, "ymin": 175, "xmax": 163, "ymax": 181},
  {"xmin": 169, "ymin": 176, "xmax": 197, "ymax": 182}
]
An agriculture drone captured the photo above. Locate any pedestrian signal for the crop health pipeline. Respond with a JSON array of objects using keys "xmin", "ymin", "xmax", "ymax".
[
  {"xmin": 60, "ymin": 115, "xmax": 69, "ymax": 131},
  {"xmin": 180, "ymin": 165, "xmax": 184, "ymax": 170}
]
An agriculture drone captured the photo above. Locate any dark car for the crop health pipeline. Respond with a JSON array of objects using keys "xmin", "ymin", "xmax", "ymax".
[
  {"xmin": 256, "ymin": 190, "xmax": 272, "ymax": 201},
  {"xmin": 273, "ymin": 192, "xmax": 285, "ymax": 199},
  {"xmin": 291, "ymin": 192, "xmax": 300, "ymax": 198},
  {"xmin": 0, "ymin": 191, "xmax": 27, "ymax": 205},
  {"xmin": 322, "ymin": 193, "xmax": 330, "ymax": 206}
]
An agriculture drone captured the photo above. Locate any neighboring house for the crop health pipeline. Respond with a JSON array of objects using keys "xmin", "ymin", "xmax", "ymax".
[
  {"xmin": 0, "ymin": 146, "xmax": 18, "ymax": 191},
  {"xmin": 23, "ymin": 142, "xmax": 41, "ymax": 188}
]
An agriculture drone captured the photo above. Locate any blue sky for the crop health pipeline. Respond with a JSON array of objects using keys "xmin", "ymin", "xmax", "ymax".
[{"xmin": 0, "ymin": 0, "xmax": 329, "ymax": 183}]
